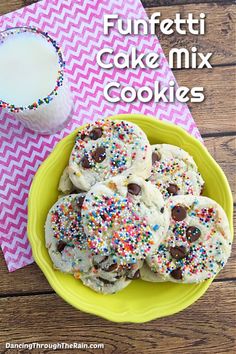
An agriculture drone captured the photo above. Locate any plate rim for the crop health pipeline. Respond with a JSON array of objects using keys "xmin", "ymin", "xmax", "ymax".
[{"xmin": 27, "ymin": 114, "xmax": 234, "ymax": 323}]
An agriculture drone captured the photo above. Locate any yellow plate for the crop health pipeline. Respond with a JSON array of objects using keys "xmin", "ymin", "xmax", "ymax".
[{"xmin": 28, "ymin": 114, "xmax": 233, "ymax": 323}]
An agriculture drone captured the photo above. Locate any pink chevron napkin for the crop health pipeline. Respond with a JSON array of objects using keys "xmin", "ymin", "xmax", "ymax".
[{"xmin": 0, "ymin": 0, "xmax": 201, "ymax": 272}]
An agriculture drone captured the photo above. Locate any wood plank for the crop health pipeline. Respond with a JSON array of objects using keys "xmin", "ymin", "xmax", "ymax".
[
  {"xmin": 0, "ymin": 249, "xmax": 52, "ymax": 295},
  {"xmin": 0, "ymin": 281, "xmax": 235, "ymax": 353},
  {"xmin": 0, "ymin": 1, "xmax": 38, "ymax": 16},
  {"xmin": 174, "ymin": 66, "xmax": 236, "ymax": 134},
  {"xmin": 145, "ymin": 3, "xmax": 236, "ymax": 66},
  {"xmin": 143, "ymin": 0, "xmax": 235, "ymax": 7},
  {"xmin": 204, "ymin": 135, "xmax": 236, "ymax": 203}
]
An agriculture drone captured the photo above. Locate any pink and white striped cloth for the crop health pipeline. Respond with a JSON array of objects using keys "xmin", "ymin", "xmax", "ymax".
[{"xmin": 0, "ymin": 0, "xmax": 201, "ymax": 272}]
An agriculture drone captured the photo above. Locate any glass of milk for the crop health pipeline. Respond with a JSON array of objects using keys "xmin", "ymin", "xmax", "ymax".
[{"xmin": 0, "ymin": 27, "xmax": 73, "ymax": 134}]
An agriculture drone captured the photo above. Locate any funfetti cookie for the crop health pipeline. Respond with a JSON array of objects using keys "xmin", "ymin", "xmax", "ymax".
[
  {"xmin": 146, "ymin": 195, "xmax": 232, "ymax": 283},
  {"xmin": 68, "ymin": 120, "xmax": 152, "ymax": 191},
  {"xmin": 77, "ymin": 255, "xmax": 142, "ymax": 294},
  {"xmin": 81, "ymin": 175, "xmax": 169, "ymax": 266},
  {"xmin": 45, "ymin": 193, "xmax": 92, "ymax": 273},
  {"xmin": 149, "ymin": 144, "xmax": 204, "ymax": 199}
]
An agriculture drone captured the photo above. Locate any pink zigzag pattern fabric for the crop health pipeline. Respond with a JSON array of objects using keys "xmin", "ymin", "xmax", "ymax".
[{"xmin": 0, "ymin": 0, "xmax": 201, "ymax": 272}]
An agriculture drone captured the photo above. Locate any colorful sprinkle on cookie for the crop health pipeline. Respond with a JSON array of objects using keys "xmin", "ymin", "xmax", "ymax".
[{"xmin": 68, "ymin": 120, "xmax": 152, "ymax": 191}]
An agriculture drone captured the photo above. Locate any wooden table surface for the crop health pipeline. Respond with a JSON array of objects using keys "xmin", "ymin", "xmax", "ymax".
[{"xmin": 0, "ymin": 1, "xmax": 235, "ymax": 353}]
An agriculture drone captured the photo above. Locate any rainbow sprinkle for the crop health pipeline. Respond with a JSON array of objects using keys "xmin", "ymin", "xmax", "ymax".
[
  {"xmin": 82, "ymin": 193, "xmax": 154, "ymax": 264},
  {"xmin": 50, "ymin": 195, "xmax": 87, "ymax": 249},
  {"xmin": 71, "ymin": 120, "xmax": 148, "ymax": 177}
]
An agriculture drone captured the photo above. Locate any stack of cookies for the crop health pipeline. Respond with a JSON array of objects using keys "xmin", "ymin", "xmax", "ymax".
[{"xmin": 45, "ymin": 119, "xmax": 232, "ymax": 294}]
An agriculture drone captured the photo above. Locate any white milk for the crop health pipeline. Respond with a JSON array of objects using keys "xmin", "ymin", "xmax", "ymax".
[{"xmin": 0, "ymin": 27, "xmax": 73, "ymax": 134}]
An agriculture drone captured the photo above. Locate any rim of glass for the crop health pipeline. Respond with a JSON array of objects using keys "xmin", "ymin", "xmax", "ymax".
[{"xmin": 0, "ymin": 26, "xmax": 65, "ymax": 113}]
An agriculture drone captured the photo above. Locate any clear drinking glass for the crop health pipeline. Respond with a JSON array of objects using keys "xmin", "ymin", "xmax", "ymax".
[{"xmin": 0, "ymin": 27, "xmax": 73, "ymax": 134}]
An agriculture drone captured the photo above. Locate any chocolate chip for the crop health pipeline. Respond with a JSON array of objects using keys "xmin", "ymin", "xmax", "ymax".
[
  {"xmin": 127, "ymin": 183, "xmax": 141, "ymax": 196},
  {"xmin": 98, "ymin": 277, "xmax": 115, "ymax": 285},
  {"xmin": 186, "ymin": 226, "xmax": 201, "ymax": 243},
  {"xmin": 126, "ymin": 269, "xmax": 140, "ymax": 280},
  {"xmin": 96, "ymin": 256, "xmax": 109, "ymax": 265},
  {"xmin": 170, "ymin": 246, "xmax": 187, "ymax": 260},
  {"xmin": 92, "ymin": 146, "xmax": 106, "ymax": 163},
  {"xmin": 152, "ymin": 151, "xmax": 161, "ymax": 164},
  {"xmin": 115, "ymin": 275, "xmax": 122, "ymax": 279},
  {"xmin": 106, "ymin": 263, "xmax": 118, "ymax": 272},
  {"xmin": 89, "ymin": 128, "xmax": 103, "ymax": 140},
  {"xmin": 133, "ymin": 270, "xmax": 140, "ymax": 279},
  {"xmin": 160, "ymin": 207, "xmax": 164, "ymax": 214},
  {"xmin": 171, "ymin": 205, "xmax": 187, "ymax": 221},
  {"xmin": 80, "ymin": 133, "xmax": 87, "ymax": 140},
  {"xmin": 94, "ymin": 256, "xmax": 109, "ymax": 269},
  {"xmin": 57, "ymin": 241, "xmax": 67, "ymax": 253},
  {"xmin": 167, "ymin": 184, "xmax": 179, "ymax": 196},
  {"xmin": 81, "ymin": 156, "xmax": 92, "ymax": 169},
  {"xmin": 200, "ymin": 184, "xmax": 204, "ymax": 195},
  {"xmin": 77, "ymin": 196, "xmax": 85, "ymax": 209},
  {"xmin": 170, "ymin": 267, "xmax": 183, "ymax": 280}
]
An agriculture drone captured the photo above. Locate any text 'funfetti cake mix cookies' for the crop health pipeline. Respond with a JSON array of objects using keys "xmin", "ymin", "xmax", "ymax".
[
  {"xmin": 68, "ymin": 120, "xmax": 152, "ymax": 191},
  {"xmin": 144, "ymin": 195, "xmax": 232, "ymax": 283}
]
